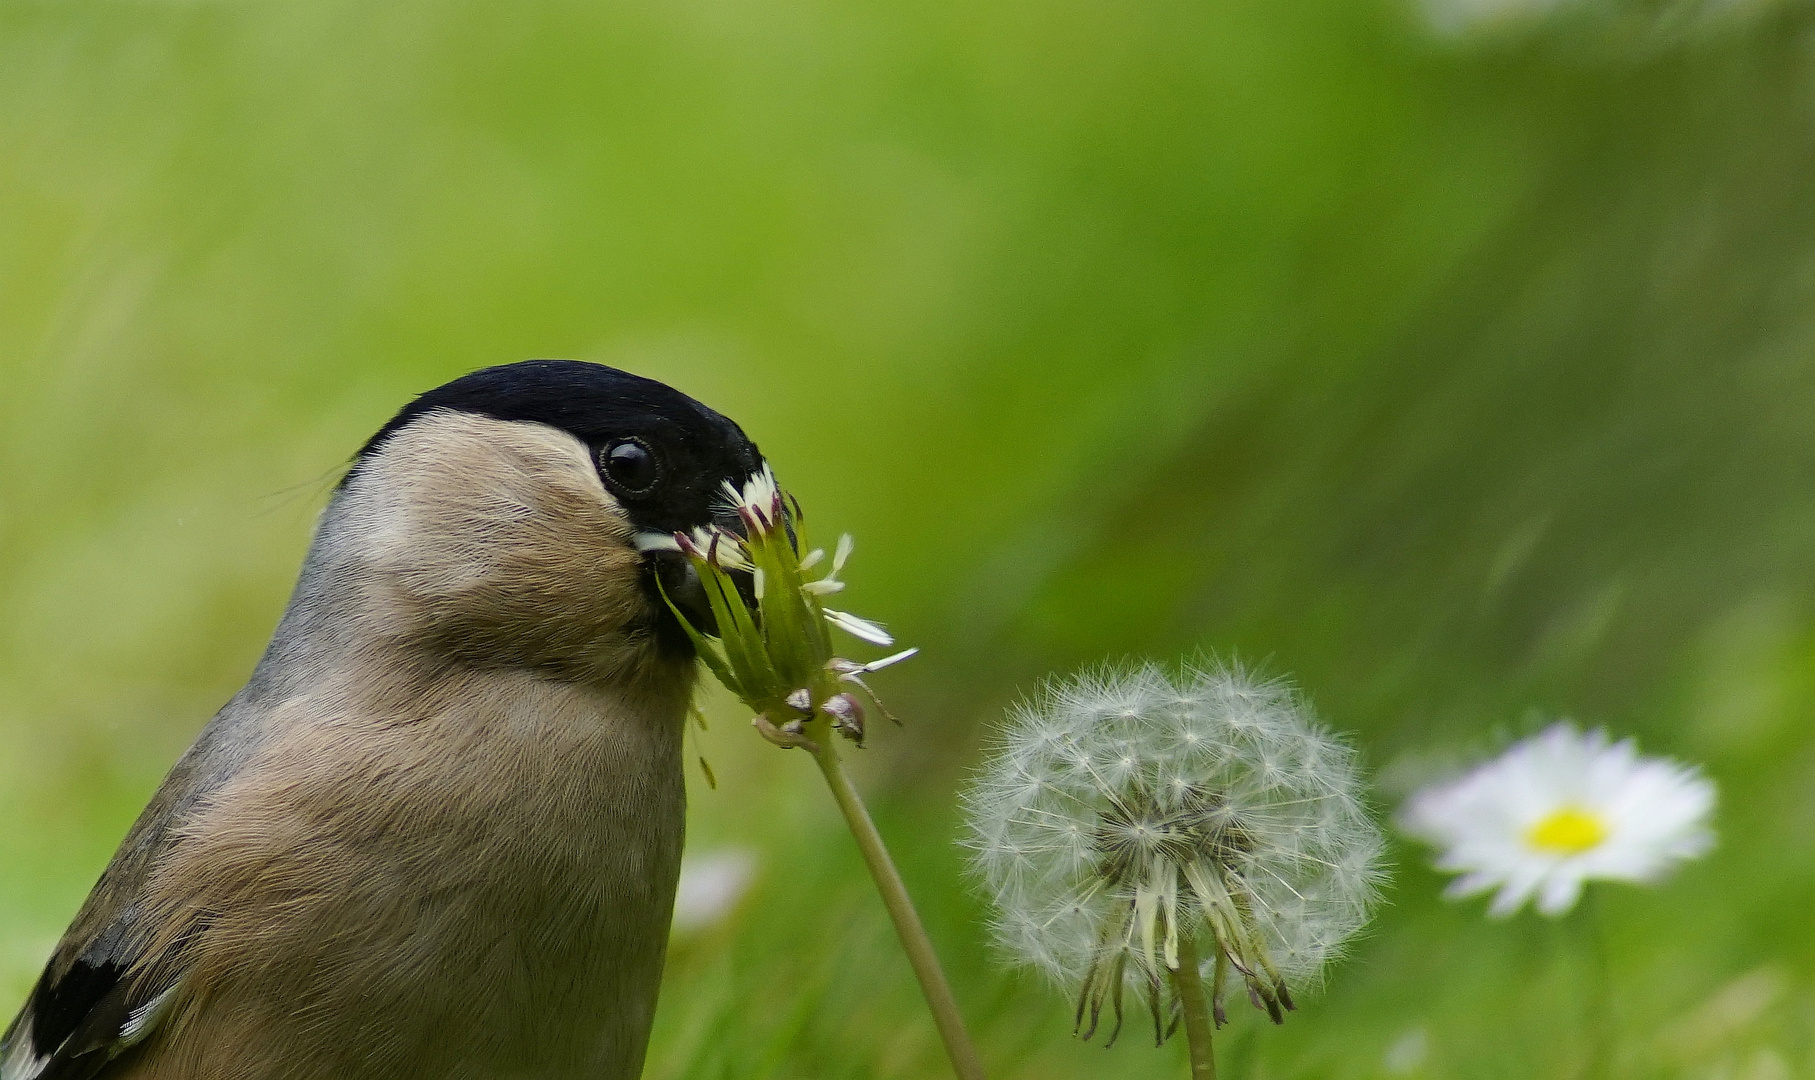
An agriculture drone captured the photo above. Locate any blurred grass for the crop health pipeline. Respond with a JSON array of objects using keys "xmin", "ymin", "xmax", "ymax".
[{"xmin": 6, "ymin": 0, "xmax": 1815, "ymax": 1075}]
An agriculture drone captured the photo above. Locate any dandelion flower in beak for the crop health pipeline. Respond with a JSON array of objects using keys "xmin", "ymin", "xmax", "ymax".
[
  {"xmin": 962, "ymin": 663, "xmax": 1384, "ymax": 1046},
  {"xmin": 658, "ymin": 464, "xmax": 912, "ymax": 749},
  {"xmin": 659, "ymin": 465, "xmax": 985, "ymax": 1080},
  {"xmin": 1399, "ymin": 723, "xmax": 1716, "ymax": 918}
]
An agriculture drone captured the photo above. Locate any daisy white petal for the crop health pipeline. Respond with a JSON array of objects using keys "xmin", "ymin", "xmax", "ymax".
[
  {"xmin": 1486, "ymin": 872, "xmax": 1542, "ymax": 919},
  {"xmin": 1536, "ymin": 872, "xmax": 1584, "ymax": 917},
  {"xmin": 1442, "ymin": 871, "xmax": 1500, "ymax": 900}
]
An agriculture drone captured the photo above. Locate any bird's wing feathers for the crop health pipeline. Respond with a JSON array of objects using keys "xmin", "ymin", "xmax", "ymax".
[
  {"xmin": 1, "ymin": 952, "xmax": 183, "ymax": 1080},
  {"xmin": 0, "ymin": 904, "xmax": 193, "ymax": 1080},
  {"xmin": 0, "ymin": 709, "xmax": 253, "ymax": 1080}
]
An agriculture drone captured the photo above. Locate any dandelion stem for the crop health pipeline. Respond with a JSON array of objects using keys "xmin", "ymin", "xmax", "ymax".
[
  {"xmin": 811, "ymin": 739, "xmax": 988, "ymax": 1080},
  {"xmin": 1171, "ymin": 934, "xmax": 1217, "ymax": 1080}
]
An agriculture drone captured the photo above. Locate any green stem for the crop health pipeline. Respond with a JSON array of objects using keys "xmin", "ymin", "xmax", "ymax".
[
  {"xmin": 1171, "ymin": 935, "xmax": 1217, "ymax": 1080},
  {"xmin": 811, "ymin": 739, "xmax": 988, "ymax": 1080},
  {"xmin": 1576, "ymin": 889, "xmax": 1612, "ymax": 1080}
]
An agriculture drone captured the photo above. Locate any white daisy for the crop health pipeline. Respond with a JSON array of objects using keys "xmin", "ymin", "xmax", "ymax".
[
  {"xmin": 1400, "ymin": 723, "xmax": 1715, "ymax": 918},
  {"xmin": 671, "ymin": 848, "xmax": 759, "ymax": 934}
]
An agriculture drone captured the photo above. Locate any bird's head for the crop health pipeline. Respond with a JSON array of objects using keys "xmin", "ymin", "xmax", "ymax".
[{"xmin": 330, "ymin": 359, "xmax": 766, "ymax": 682}]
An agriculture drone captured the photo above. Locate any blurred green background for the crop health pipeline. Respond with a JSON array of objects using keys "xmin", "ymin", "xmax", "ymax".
[{"xmin": 5, "ymin": 0, "xmax": 1815, "ymax": 1075}]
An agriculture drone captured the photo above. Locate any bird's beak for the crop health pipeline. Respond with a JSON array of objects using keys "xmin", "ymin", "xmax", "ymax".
[
  {"xmin": 648, "ymin": 549, "xmax": 717, "ymax": 636},
  {"xmin": 637, "ymin": 504, "xmax": 760, "ymax": 639}
]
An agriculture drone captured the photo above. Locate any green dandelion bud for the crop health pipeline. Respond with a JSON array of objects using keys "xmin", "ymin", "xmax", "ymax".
[
  {"xmin": 654, "ymin": 466, "xmax": 983, "ymax": 1080},
  {"xmin": 651, "ymin": 465, "xmax": 914, "ymax": 750}
]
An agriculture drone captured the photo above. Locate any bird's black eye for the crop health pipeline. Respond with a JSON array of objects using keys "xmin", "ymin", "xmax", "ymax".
[{"xmin": 601, "ymin": 438, "xmax": 660, "ymax": 496}]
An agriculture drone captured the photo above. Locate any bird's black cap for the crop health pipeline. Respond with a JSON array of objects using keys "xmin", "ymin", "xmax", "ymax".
[{"xmin": 351, "ymin": 359, "xmax": 766, "ymax": 537}]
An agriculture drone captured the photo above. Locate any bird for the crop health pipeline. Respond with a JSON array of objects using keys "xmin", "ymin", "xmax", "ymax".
[{"xmin": 0, "ymin": 359, "xmax": 768, "ymax": 1080}]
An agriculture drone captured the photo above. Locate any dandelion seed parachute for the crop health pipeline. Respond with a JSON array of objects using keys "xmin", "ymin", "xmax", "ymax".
[{"xmin": 962, "ymin": 663, "xmax": 1385, "ymax": 1043}]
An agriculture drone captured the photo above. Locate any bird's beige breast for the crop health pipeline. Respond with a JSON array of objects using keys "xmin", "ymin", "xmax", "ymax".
[{"xmin": 125, "ymin": 671, "xmax": 690, "ymax": 1080}]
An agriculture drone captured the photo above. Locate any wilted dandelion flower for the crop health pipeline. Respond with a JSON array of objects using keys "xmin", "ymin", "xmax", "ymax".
[
  {"xmin": 651, "ymin": 466, "xmax": 987, "ymax": 1080},
  {"xmin": 1401, "ymin": 723, "xmax": 1715, "ymax": 918},
  {"xmin": 647, "ymin": 464, "xmax": 916, "ymax": 749},
  {"xmin": 964, "ymin": 663, "xmax": 1385, "ymax": 1047}
]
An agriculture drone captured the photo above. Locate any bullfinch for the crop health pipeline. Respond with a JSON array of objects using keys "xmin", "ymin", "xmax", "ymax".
[{"xmin": 1, "ymin": 360, "xmax": 765, "ymax": 1080}]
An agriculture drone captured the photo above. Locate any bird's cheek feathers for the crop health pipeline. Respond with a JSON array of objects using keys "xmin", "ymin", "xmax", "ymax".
[{"xmin": 333, "ymin": 411, "xmax": 660, "ymax": 673}]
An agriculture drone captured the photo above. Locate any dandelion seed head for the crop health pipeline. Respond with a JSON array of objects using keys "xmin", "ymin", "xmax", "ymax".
[{"xmin": 962, "ymin": 661, "xmax": 1384, "ymax": 1028}]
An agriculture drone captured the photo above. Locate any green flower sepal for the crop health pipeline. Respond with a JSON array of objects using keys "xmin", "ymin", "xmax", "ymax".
[{"xmin": 655, "ymin": 467, "xmax": 914, "ymax": 751}]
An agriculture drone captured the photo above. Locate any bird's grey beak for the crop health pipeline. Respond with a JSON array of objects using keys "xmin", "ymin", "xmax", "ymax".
[
  {"xmin": 635, "ymin": 505, "xmax": 758, "ymax": 639},
  {"xmin": 648, "ymin": 551, "xmax": 717, "ymax": 636},
  {"xmin": 705, "ymin": 505, "xmax": 764, "ymax": 622}
]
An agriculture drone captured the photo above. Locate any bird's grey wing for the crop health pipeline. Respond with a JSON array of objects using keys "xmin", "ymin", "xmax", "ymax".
[
  {"xmin": 0, "ymin": 704, "xmax": 262, "ymax": 1080},
  {"xmin": 0, "ymin": 943, "xmax": 182, "ymax": 1080},
  {"xmin": 0, "ymin": 844, "xmax": 188, "ymax": 1080}
]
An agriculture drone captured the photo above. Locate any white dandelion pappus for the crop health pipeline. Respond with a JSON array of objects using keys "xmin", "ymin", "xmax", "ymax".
[
  {"xmin": 1400, "ymin": 723, "xmax": 1715, "ymax": 918},
  {"xmin": 962, "ymin": 663, "xmax": 1385, "ymax": 1045}
]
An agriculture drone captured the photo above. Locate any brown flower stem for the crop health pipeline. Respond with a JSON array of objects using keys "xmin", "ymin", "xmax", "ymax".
[
  {"xmin": 811, "ymin": 738, "xmax": 988, "ymax": 1080},
  {"xmin": 1171, "ymin": 935, "xmax": 1218, "ymax": 1080}
]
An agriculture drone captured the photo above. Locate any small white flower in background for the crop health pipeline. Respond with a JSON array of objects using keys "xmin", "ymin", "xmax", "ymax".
[
  {"xmin": 1414, "ymin": 0, "xmax": 1787, "ymax": 44},
  {"xmin": 962, "ymin": 663, "xmax": 1385, "ymax": 1045},
  {"xmin": 671, "ymin": 848, "xmax": 758, "ymax": 934},
  {"xmin": 1400, "ymin": 723, "xmax": 1715, "ymax": 918},
  {"xmin": 1383, "ymin": 1026, "xmax": 1431, "ymax": 1076},
  {"xmin": 1417, "ymin": 0, "xmax": 1570, "ymax": 38}
]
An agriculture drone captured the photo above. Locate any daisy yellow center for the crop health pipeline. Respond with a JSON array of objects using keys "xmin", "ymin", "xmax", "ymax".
[{"xmin": 1525, "ymin": 805, "xmax": 1608, "ymax": 856}]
